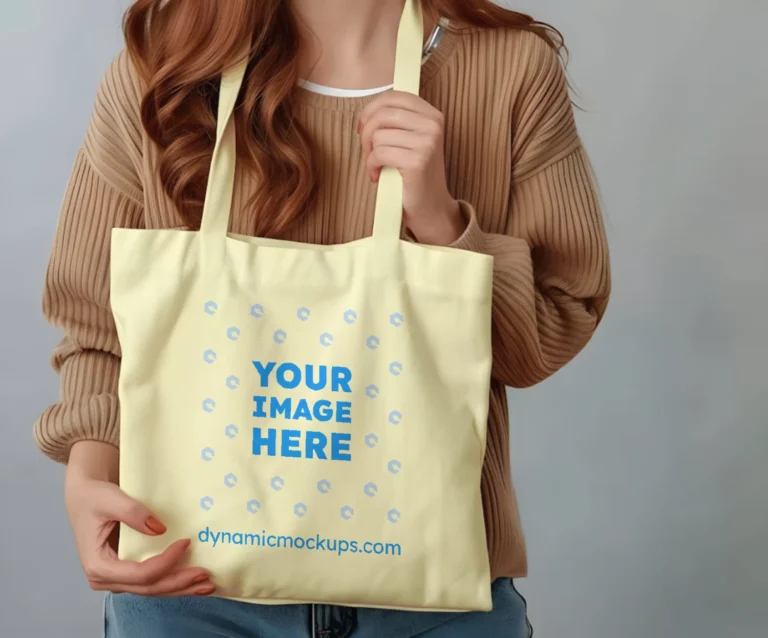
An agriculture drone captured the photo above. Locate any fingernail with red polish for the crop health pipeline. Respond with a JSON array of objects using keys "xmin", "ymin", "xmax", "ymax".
[
  {"xmin": 192, "ymin": 574, "xmax": 209, "ymax": 584},
  {"xmin": 196, "ymin": 586, "xmax": 216, "ymax": 596},
  {"xmin": 145, "ymin": 516, "xmax": 167, "ymax": 535}
]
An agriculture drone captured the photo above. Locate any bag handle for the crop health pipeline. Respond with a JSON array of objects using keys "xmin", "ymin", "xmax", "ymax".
[
  {"xmin": 371, "ymin": 0, "xmax": 423, "ymax": 239},
  {"xmin": 199, "ymin": 63, "xmax": 248, "ymax": 247},
  {"xmin": 200, "ymin": 0, "xmax": 424, "ymax": 250}
]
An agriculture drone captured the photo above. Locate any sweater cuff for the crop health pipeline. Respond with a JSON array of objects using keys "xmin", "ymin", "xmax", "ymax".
[
  {"xmin": 449, "ymin": 200, "xmax": 488, "ymax": 254},
  {"xmin": 34, "ymin": 396, "xmax": 120, "ymax": 464},
  {"xmin": 34, "ymin": 349, "xmax": 121, "ymax": 464}
]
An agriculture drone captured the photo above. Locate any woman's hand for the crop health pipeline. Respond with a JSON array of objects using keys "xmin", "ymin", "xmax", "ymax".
[
  {"xmin": 358, "ymin": 91, "xmax": 466, "ymax": 246},
  {"xmin": 65, "ymin": 441, "xmax": 215, "ymax": 597}
]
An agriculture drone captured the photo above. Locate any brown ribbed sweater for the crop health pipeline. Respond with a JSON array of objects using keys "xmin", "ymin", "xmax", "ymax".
[{"xmin": 36, "ymin": 26, "xmax": 610, "ymax": 580}]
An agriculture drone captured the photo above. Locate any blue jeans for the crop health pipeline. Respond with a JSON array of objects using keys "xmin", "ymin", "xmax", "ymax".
[{"xmin": 104, "ymin": 578, "xmax": 532, "ymax": 637}]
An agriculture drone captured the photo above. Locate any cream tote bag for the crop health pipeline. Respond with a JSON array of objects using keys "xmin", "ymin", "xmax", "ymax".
[{"xmin": 114, "ymin": 0, "xmax": 494, "ymax": 612}]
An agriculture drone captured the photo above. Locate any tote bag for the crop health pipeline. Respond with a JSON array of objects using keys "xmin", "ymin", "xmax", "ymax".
[{"xmin": 114, "ymin": 0, "xmax": 494, "ymax": 612}]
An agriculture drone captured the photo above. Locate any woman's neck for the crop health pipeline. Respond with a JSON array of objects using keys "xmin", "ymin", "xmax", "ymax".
[{"xmin": 290, "ymin": 0, "xmax": 433, "ymax": 90}]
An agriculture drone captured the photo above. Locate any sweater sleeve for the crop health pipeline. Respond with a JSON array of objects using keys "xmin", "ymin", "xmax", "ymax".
[
  {"xmin": 35, "ymin": 51, "xmax": 145, "ymax": 463},
  {"xmin": 451, "ymin": 37, "xmax": 610, "ymax": 388}
]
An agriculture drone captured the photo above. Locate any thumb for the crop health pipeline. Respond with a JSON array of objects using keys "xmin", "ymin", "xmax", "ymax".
[{"xmin": 95, "ymin": 482, "xmax": 167, "ymax": 536}]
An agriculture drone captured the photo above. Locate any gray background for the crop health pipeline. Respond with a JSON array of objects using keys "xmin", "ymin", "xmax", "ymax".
[{"xmin": 1, "ymin": 0, "xmax": 766, "ymax": 636}]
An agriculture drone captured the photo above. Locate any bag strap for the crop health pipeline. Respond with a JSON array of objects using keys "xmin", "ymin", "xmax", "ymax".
[
  {"xmin": 199, "ymin": 63, "xmax": 248, "ymax": 245},
  {"xmin": 200, "ymin": 0, "xmax": 424, "ymax": 250},
  {"xmin": 371, "ymin": 0, "xmax": 424, "ymax": 239}
]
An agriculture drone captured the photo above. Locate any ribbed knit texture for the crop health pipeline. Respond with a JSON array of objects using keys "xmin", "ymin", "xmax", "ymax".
[{"xmin": 36, "ymin": 27, "xmax": 610, "ymax": 580}]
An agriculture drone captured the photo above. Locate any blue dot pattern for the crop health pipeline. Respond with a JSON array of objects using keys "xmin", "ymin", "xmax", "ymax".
[
  {"xmin": 198, "ymin": 301, "xmax": 408, "ymax": 525},
  {"xmin": 204, "ymin": 301, "xmax": 218, "ymax": 316},
  {"xmin": 364, "ymin": 482, "xmax": 378, "ymax": 497},
  {"xmin": 317, "ymin": 479, "xmax": 332, "ymax": 494},
  {"xmin": 365, "ymin": 384, "xmax": 380, "ymax": 399},
  {"xmin": 294, "ymin": 503, "xmax": 308, "ymax": 518},
  {"xmin": 388, "ymin": 460, "xmax": 402, "ymax": 475}
]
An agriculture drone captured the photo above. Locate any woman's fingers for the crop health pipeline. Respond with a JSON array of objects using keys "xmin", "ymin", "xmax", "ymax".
[
  {"xmin": 92, "ymin": 481, "xmax": 167, "ymax": 537},
  {"xmin": 372, "ymin": 129, "xmax": 424, "ymax": 151},
  {"xmin": 358, "ymin": 93, "xmax": 445, "ymax": 185},
  {"xmin": 360, "ymin": 107, "xmax": 416, "ymax": 160},
  {"xmin": 157, "ymin": 582, "xmax": 216, "ymax": 598},
  {"xmin": 86, "ymin": 538, "xmax": 194, "ymax": 589},
  {"xmin": 360, "ymin": 107, "xmax": 438, "ymax": 158},
  {"xmin": 359, "ymin": 90, "xmax": 436, "ymax": 125},
  {"xmin": 65, "ymin": 467, "xmax": 215, "ymax": 598},
  {"xmin": 85, "ymin": 538, "xmax": 216, "ymax": 596},
  {"xmin": 94, "ymin": 567, "xmax": 215, "ymax": 598},
  {"xmin": 139, "ymin": 568, "xmax": 214, "ymax": 597},
  {"xmin": 367, "ymin": 144, "xmax": 431, "ymax": 182}
]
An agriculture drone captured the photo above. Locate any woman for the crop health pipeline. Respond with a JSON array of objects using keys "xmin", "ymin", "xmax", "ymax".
[{"xmin": 36, "ymin": 0, "xmax": 610, "ymax": 635}]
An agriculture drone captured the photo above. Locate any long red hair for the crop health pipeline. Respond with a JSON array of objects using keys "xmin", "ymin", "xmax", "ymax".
[{"xmin": 124, "ymin": 1, "xmax": 564, "ymax": 237}]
